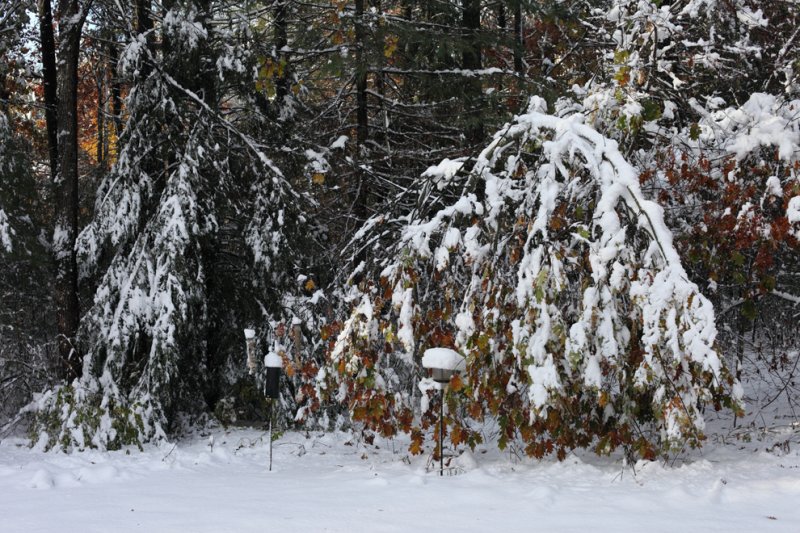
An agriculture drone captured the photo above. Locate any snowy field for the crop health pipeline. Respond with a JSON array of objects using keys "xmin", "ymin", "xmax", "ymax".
[{"xmin": 1, "ymin": 425, "xmax": 799, "ymax": 532}]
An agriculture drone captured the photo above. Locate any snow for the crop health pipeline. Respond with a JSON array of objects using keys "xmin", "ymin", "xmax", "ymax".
[
  {"xmin": 396, "ymin": 288, "xmax": 416, "ymax": 361},
  {"xmin": 788, "ymin": 196, "xmax": 800, "ymax": 237},
  {"xmin": 421, "ymin": 348, "xmax": 464, "ymax": 371},
  {"xmin": 765, "ymin": 176, "xmax": 783, "ymax": 198},
  {"xmin": 330, "ymin": 135, "xmax": 348, "ymax": 150},
  {"xmin": 264, "ymin": 352, "xmax": 283, "ymax": 368},
  {"xmin": 1, "ymin": 428, "xmax": 798, "ymax": 532},
  {"xmin": 0, "ymin": 208, "xmax": 12, "ymax": 252},
  {"xmin": 422, "ymin": 158, "xmax": 466, "ymax": 187},
  {"xmin": 243, "ymin": 329, "xmax": 256, "ymax": 339},
  {"xmin": 699, "ymin": 94, "xmax": 800, "ymax": 162}
]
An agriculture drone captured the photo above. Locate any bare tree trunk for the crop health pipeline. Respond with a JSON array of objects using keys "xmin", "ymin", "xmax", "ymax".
[
  {"xmin": 462, "ymin": 0, "xmax": 483, "ymax": 145},
  {"xmin": 513, "ymin": 1, "xmax": 523, "ymax": 74},
  {"xmin": 135, "ymin": 0, "xmax": 153, "ymax": 79},
  {"xmin": 53, "ymin": 0, "xmax": 88, "ymax": 380},
  {"xmin": 354, "ymin": 0, "xmax": 369, "ymax": 223},
  {"xmin": 96, "ymin": 62, "xmax": 105, "ymax": 169},
  {"xmin": 195, "ymin": 0, "xmax": 216, "ymax": 106},
  {"xmin": 108, "ymin": 40, "xmax": 123, "ymax": 143},
  {"xmin": 38, "ymin": 0, "xmax": 59, "ymax": 179},
  {"xmin": 275, "ymin": 0, "xmax": 289, "ymax": 105}
]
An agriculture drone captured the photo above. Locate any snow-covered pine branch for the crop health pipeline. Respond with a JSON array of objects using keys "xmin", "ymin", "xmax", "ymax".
[{"xmin": 30, "ymin": 3, "xmax": 319, "ymax": 450}]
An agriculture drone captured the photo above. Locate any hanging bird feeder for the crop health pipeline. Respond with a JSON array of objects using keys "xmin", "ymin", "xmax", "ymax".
[
  {"xmin": 265, "ymin": 351, "xmax": 283, "ymax": 400},
  {"xmin": 244, "ymin": 328, "xmax": 257, "ymax": 375}
]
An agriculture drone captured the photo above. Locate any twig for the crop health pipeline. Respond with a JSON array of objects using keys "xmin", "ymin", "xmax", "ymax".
[{"xmin": 161, "ymin": 443, "xmax": 177, "ymax": 462}]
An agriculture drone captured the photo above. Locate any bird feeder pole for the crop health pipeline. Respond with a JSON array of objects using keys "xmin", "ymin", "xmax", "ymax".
[
  {"xmin": 439, "ymin": 388, "xmax": 444, "ymax": 476},
  {"xmin": 264, "ymin": 350, "xmax": 283, "ymax": 472},
  {"xmin": 422, "ymin": 348, "xmax": 464, "ymax": 477},
  {"xmin": 244, "ymin": 329, "xmax": 284, "ymax": 471},
  {"xmin": 269, "ymin": 404, "xmax": 273, "ymax": 471}
]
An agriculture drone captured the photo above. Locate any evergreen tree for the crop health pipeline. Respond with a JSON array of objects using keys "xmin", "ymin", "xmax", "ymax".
[{"xmin": 31, "ymin": 0, "xmax": 318, "ymax": 449}]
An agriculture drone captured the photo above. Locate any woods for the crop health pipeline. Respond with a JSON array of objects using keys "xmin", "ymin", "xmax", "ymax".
[{"xmin": 0, "ymin": 0, "xmax": 798, "ymax": 460}]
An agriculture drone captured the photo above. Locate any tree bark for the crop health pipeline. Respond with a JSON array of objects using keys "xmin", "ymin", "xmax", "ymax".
[
  {"xmin": 275, "ymin": 0, "xmax": 289, "ymax": 106},
  {"xmin": 462, "ymin": 0, "xmax": 483, "ymax": 145},
  {"xmin": 53, "ymin": 0, "xmax": 87, "ymax": 380},
  {"xmin": 108, "ymin": 39, "xmax": 123, "ymax": 143},
  {"xmin": 96, "ymin": 61, "xmax": 105, "ymax": 169},
  {"xmin": 38, "ymin": 0, "xmax": 59, "ymax": 179},
  {"xmin": 135, "ymin": 0, "xmax": 153, "ymax": 79},
  {"xmin": 354, "ymin": 0, "xmax": 369, "ymax": 223},
  {"xmin": 513, "ymin": 1, "xmax": 523, "ymax": 74}
]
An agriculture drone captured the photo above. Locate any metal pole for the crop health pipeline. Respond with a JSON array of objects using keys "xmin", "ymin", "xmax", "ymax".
[
  {"xmin": 269, "ymin": 401, "xmax": 274, "ymax": 471},
  {"xmin": 439, "ymin": 388, "xmax": 444, "ymax": 477}
]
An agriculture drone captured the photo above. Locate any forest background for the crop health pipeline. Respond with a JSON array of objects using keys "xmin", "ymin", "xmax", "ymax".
[{"xmin": 0, "ymin": 0, "xmax": 798, "ymax": 461}]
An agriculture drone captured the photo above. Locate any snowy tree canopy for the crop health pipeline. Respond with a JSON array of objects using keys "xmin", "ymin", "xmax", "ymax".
[{"xmin": 330, "ymin": 97, "xmax": 743, "ymax": 458}]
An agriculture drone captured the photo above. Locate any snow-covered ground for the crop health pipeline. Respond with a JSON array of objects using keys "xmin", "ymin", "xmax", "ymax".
[{"xmin": 1, "ymin": 425, "xmax": 799, "ymax": 532}]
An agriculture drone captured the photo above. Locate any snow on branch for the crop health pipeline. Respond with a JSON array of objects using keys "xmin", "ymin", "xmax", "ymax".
[
  {"xmin": 694, "ymin": 94, "xmax": 800, "ymax": 162},
  {"xmin": 0, "ymin": 209, "xmax": 11, "ymax": 253}
]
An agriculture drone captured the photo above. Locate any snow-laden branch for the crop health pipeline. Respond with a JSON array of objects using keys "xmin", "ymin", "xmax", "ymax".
[
  {"xmin": 0, "ymin": 209, "xmax": 11, "ymax": 253},
  {"xmin": 386, "ymin": 96, "xmax": 740, "ymax": 446}
]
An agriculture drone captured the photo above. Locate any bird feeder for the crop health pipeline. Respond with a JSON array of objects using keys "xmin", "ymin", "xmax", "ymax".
[
  {"xmin": 264, "ymin": 351, "xmax": 283, "ymax": 400},
  {"xmin": 421, "ymin": 348, "xmax": 465, "ymax": 476},
  {"xmin": 264, "ymin": 351, "xmax": 283, "ymax": 472},
  {"xmin": 243, "ymin": 329, "xmax": 283, "ymax": 471},
  {"xmin": 244, "ymin": 329, "xmax": 257, "ymax": 375},
  {"xmin": 422, "ymin": 348, "xmax": 464, "ymax": 383}
]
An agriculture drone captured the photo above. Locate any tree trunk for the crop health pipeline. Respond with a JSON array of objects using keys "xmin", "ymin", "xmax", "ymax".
[
  {"xmin": 513, "ymin": 1, "xmax": 523, "ymax": 74},
  {"xmin": 354, "ymin": 0, "xmax": 369, "ymax": 223},
  {"xmin": 108, "ymin": 40, "xmax": 123, "ymax": 142},
  {"xmin": 53, "ymin": 0, "xmax": 87, "ymax": 380},
  {"xmin": 38, "ymin": 0, "xmax": 59, "ymax": 179},
  {"xmin": 96, "ymin": 63, "xmax": 105, "ymax": 169},
  {"xmin": 275, "ymin": 0, "xmax": 289, "ymax": 106},
  {"xmin": 135, "ymin": 0, "xmax": 153, "ymax": 79},
  {"xmin": 462, "ymin": 0, "xmax": 483, "ymax": 145}
]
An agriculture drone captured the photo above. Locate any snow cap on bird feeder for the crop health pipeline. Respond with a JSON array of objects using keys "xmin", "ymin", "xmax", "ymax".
[
  {"xmin": 244, "ymin": 328, "xmax": 257, "ymax": 375},
  {"xmin": 264, "ymin": 351, "xmax": 283, "ymax": 399},
  {"xmin": 422, "ymin": 348, "xmax": 465, "ymax": 384}
]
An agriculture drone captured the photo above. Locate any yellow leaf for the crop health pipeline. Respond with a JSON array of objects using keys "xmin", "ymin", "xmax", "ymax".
[
  {"xmin": 304, "ymin": 279, "xmax": 316, "ymax": 291},
  {"xmin": 312, "ymin": 172, "xmax": 325, "ymax": 185},
  {"xmin": 384, "ymin": 36, "xmax": 398, "ymax": 58}
]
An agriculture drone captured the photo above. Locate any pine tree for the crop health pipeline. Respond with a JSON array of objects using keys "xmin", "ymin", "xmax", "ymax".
[{"xmin": 31, "ymin": 0, "xmax": 319, "ymax": 449}]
